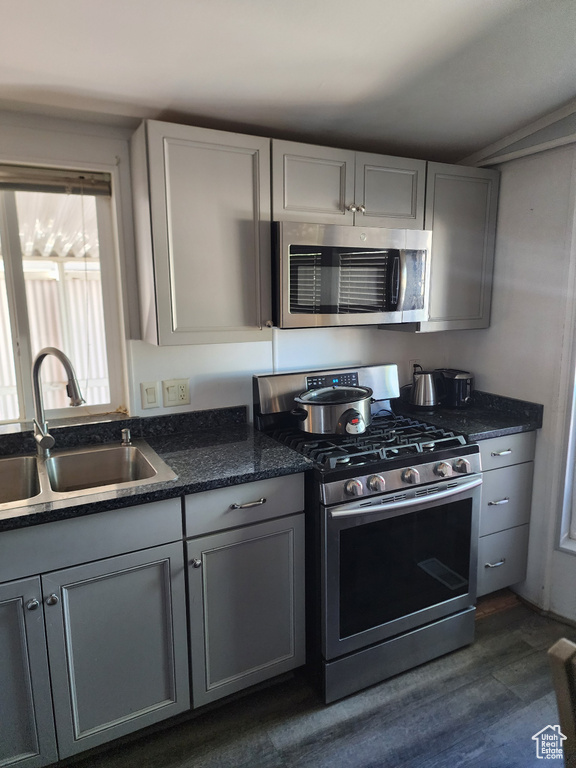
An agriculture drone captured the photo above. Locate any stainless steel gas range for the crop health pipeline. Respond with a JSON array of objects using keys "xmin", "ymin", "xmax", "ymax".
[{"xmin": 253, "ymin": 363, "xmax": 482, "ymax": 703}]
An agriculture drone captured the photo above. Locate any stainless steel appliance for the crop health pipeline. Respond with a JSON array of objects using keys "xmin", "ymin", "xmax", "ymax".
[
  {"xmin": 253, "ymin": 363, "xmax": 481, "ymax": 703},
  {"xmin": 410, "ymin": 364, "xmax": 444, "ymax": 410},
  {"xmin": 436, "ymin": 368, "xmax": 474, "ymax": 408},
  {"xmin": 273, "ymin": 222, "xmax": 431, "ymax": 329},
  {"xmin": 292, "ymin": 382, "xmax": 374, "ymax": 435}
]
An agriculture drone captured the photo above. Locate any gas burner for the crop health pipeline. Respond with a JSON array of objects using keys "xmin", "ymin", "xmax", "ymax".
[{"xmin": 270, "ymin": 414, "xmax": 468, "ymax": 471}]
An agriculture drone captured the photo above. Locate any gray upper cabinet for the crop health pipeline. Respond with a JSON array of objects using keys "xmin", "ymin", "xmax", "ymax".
[
  {"xmin": 419, "ymin": 163, "xmax": 500, "ymax": 331},
  {"xmin": 131, "ymin": 121, "xmax": 273, "ymax": 344},
  {"xmin": 0, "ymin": 577, "xmax": 58, "ymax": 768},
  {"xmin": 272, "ymin": 140, "xmax": 426, "ymax": 229}
]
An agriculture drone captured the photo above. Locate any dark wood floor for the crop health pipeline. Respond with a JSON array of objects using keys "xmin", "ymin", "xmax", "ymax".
[{"xmin": 63, "ymin": 595, "xmax": 574, "ymax": 768}]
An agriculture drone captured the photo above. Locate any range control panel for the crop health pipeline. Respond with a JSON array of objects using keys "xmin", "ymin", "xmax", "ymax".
[{"xmin": 306, "ymin": 372, "xmax": 359, "ymax": 389}]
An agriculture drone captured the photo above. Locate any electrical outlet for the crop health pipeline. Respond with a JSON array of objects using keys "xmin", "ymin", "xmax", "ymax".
[
  {"xmin": 162, "ymin": 378, "xmax": 191, "ymax": 407},
  {"xmin": 140, "ymin": 381, "xmax": 160, "ymax": 409},
  {"xmin": 408, "ymin": 359, "xmax": 421, "ymax": 379}
]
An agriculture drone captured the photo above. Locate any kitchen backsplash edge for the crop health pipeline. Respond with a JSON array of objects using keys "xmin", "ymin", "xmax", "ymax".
[{"xmin": 0, "ymin": 405, "xmax": 247, "ymax": 456}]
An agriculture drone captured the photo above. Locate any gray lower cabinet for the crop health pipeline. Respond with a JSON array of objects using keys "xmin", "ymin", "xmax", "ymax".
[
  {"xmin": 185, "ymin": 476, "xmax": 306, "ymax": 707},
  {"xmin": 0, "ymin": 578, "xmax": 58, "ymax": 768},
  {"xmin": 0, "ymin": 499, "xmax": 190, "ymax": 765},
  {"xmin": 477, "ymin": 432, "xmax": 536, "ymax": 597},
  {"xmin": 43, "ymin": 542, "xmax": 189, "ymax": 758}
]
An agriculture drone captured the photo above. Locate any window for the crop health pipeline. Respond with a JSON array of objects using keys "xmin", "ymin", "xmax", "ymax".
[{"xmin": 0, "ymin": 165, "xmax": 126, "ymax": 424}]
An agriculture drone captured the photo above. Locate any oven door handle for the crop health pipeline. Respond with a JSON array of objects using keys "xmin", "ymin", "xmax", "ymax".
[{"xmin": 329, "ymin": 476, "xmax": 483, "ymax": 518}]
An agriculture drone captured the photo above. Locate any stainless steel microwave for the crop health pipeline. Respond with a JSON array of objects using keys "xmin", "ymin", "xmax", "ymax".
[{"xmin": 273, "ymin": 222, "xmax": 431, "ymax": 329}]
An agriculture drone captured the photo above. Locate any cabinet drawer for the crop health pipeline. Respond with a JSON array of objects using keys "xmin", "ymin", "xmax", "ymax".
[
  {"xmin": 479, "ymin": 462, "xmax": 533, "ymax": 536},
  {"xmin": 0, "ymin": 498, "xmax": 183, "ymax": 583},
  {"xmin": 479, "ymin": 432, "xmax": 535, "ymax": 471},
  {"xmin": 185, "ymin": 474, "xmax": 305, "ymax": 537},
  {"xmin": 477, "ymin": 525, "xmax": 530, "ymax": 597}
]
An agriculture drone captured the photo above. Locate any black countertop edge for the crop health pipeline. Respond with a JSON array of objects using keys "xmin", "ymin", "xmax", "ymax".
[
  {"xmin": 0, "ymin": 425, "xmax": 312, "ymax": 533},
  {"xmin": 393, "ymin": 390, "xmax": 543, "ymax": 441}
]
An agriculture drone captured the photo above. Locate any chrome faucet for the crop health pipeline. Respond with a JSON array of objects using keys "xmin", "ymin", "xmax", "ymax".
[{"xmin": 32, "ymin": 347, "xmax": 85, "ymax": 457}]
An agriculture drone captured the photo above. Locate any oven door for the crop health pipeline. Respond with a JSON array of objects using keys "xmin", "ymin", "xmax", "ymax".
[{"xmin": 322, "ymin": 475, "xmax": 481, "ymax": 660}]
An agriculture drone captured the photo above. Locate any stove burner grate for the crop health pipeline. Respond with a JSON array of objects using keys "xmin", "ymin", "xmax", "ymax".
[{"xmin": 270, "ymin": 415, "xmax": 467, "ymax": 470}]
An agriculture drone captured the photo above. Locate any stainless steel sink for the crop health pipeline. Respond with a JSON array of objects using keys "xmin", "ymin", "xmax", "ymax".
[
  {"xmin": 0, "ymin": 439, "xmax": 177, "ymax": 515},
  {"xmin": 44, "ymin": 441, "xmax": 176, "ymax": 495},
  {"xmin": 0, "ymin": 455, "xmax": 41, "ymax": 504}
]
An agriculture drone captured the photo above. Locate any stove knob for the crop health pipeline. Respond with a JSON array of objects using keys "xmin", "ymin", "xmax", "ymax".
[
  {"xmin": 368, "ymin": 474, "xmax": 386, "ymax": 493},
  {"xmin": 344, "ymin": 479, "xmax": 364, "ymax": 497},
  {"xmin": 402, "ymin": 467, "xmax": 420, "ymax": 485},
  {"xmin": 434, "ymin": 461, "xmax": 452, "ymax": 478},
  {"xmin": 453, "ymin": 458, "xmax": 471, "ymax": 474}
]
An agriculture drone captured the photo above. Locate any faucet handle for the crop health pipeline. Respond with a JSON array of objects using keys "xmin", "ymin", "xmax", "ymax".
[{"xmin": 33, "ymin": 420, "xmax": 55, "ymax": 450}]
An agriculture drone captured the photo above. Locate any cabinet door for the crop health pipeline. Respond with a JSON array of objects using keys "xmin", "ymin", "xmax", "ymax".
[
  {"xmin": 136, "ymin": 121, "xmax": 272, "ymax": 344},
  {"xmin": 354, "ymin": 152, "xmax": 426, "ymax": 229},
  {"xmin": 0, "ymin": 578, "xmax": 57, "ymax": 768},
  {"xmin": 42, "ymin": 543, "xmax": 189, "ymax": 758},
  {"xmin": 421, "ymin": 163, "xmax": 499, "ymax": 331},
  {"xmin": 272, "ymin": 139, "xmax": 356, "ymax": 224},
  {"xmin": 188, "ymin": 514, "xmax": 305, "ymax": 707}
]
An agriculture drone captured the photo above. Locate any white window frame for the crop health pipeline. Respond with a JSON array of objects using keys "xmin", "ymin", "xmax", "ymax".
[
  {"xmin": 0, "ymin": 170, "xmax": 128, "ymax": 425},
  {"xmin": 555, "ymin": 151, "xmax": 576, "ymax": 555}
]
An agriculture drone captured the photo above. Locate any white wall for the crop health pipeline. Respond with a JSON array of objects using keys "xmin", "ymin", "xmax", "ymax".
[
  {"xmin": 129, "ymin": 327, "xmax": 448, "ymax": 417},
  {"xmin": 444, "ymin": 144, "xmax": 576, "ymax": 616}
]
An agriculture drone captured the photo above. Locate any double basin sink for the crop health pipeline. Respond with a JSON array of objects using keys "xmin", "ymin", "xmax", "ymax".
[{"xmin": 0, "ymin": 440, "xmax": 177, "ymax": 513}]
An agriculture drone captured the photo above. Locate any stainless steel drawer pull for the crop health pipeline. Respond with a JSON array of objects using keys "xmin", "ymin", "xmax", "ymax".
[
  {"xmin": 488, "ymin": 497, "xmax": 510, "ymax": 506},
  {"xmin": 230, "ymin": 497, "xmax": 266, "ymax": 510},
  {"xmin": 26, "ymin": 598, "xmax": 40, "ymax": 611},
  {"xmin": 491, "ymin": 449, "xmax": 512, "ymax": 457},
  {"xmin": 485, "ymin": 559, "xmax": 506, "ymax": 569}
]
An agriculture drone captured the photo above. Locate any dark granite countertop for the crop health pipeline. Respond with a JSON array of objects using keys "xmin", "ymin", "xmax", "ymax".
[
  {"xmin": 393, "ymin": 390, "xmax": 543, "ymax": 441},
  {"xmin": 0, "ymin": 409, "xmax": 312, "ymax": 533}
]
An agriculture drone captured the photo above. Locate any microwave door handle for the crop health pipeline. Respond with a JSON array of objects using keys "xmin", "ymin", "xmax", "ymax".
[{"xmin": 386, "ymin": 253, "xmax": 401, "ymax": 310}]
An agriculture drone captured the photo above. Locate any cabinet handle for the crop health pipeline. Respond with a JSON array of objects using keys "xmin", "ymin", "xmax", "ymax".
[
  {"xmin": 357, "ymin": 204, "xmax": 366, "ymax": 214},
  {"xmin": 191, "ymin": 559, "xmax": 202, "ymax": 569},
  {"xmin": 45, "ymin": 594, "xmax": 59, "ymax": 606},
  {"xmin": 26, "ymin": 598, "xmax": 40, "ymax": 611},
  {"xmin": 485, "ymin": 559, "xmax": 506, "ymax": 569},
  {"xmin": 347, "ymin": 204, "xmax": 359, "ymax": 212},
  {"xmin": 491, "ymin": 449, "xmax": 512, "ymax": 457},
  {"xmin": 229, "ymin": 497, "xmax": 266, "ymax": 510},
  {"xmin": 488, "ymin": 497, "xmax": 510, "ymax": 506}
]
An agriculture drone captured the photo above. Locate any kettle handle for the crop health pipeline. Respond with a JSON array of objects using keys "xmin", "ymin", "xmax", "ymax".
[{"xmin": 433, "ymin": 370, "xmax": 447, "ymax": 399}]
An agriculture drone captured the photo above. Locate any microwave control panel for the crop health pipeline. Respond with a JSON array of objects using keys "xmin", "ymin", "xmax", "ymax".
[{"xmin": 306, "ymin": 372, "xmax": 359, "ymax": 390}]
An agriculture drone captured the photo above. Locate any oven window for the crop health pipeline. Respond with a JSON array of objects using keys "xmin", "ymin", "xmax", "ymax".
[
  {"xmin": 338, "ymin": 499, "xmax": 472, "ymax": 639},
  {"xmin": 288, "ymin": 245, "xmax": 398, "ymax": 314}
]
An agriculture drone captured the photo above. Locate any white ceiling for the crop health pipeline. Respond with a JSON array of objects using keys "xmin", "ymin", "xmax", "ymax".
[{"xmin": 0, "ymin": 0, "xmax": 574, "ymax": 161}]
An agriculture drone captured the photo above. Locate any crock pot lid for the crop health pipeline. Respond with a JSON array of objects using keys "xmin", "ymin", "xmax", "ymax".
[{"xmin": 297, "ymin": 385, "xmax": 373, "ymax": 404}]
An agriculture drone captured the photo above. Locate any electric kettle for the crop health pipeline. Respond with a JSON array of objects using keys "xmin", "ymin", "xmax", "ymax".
[{"xmin": 410, "ymin": 365, "xmax": 445, "ymax": 410}]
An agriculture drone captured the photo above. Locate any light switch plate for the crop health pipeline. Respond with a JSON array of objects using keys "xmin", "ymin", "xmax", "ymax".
[
  {"xmin": 162, "ymin": 378, "xmax": 191, "ymax": 407},
  {"xmin": 140, "ymin": 381, "xmax": 160, "ymax": 409}
]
